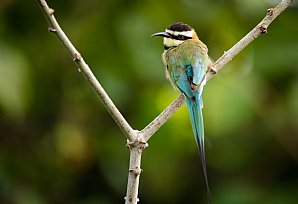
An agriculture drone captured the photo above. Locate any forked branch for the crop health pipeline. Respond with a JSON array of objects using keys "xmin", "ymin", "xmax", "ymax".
[{"xmin": 37, "ymin": 0, "xmax": 293, "ymax": 203}]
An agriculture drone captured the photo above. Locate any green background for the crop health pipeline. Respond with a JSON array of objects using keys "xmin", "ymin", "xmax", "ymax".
[{"xmin": 0, "ymin": 0, "xmax": 298, "ymax": 203}]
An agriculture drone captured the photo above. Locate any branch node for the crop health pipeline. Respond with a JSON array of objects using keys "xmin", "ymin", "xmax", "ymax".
[
  {"xmin": 73, "ymin": 53, "xmax": 82, "ymax": 62},
  {"xmin": 124, "ymin": 197, "xmax": 140, "ymax": 203},
  {"xmin": 126, "ymin": 140, "xmax": 135, "ymax": 148},
  {"xmin": 126, "ymin": 139, "xmax": 148, "ymax": 150},
  {"xmin": 267, "ymin": 8, "xmax": 274, "ymax": 16},
  {"xmin": 129, "ymin": 166, "xmax": 143, "ymax": 176},
  {"xmin": 49, "ymin": 8, "xmax": 55, "ymax": 15},
  {"xmin": 208, "ymin": 64, "xmax": 217, "ymax": 75},
  {"xmin": 260, "ymin": 24, "xmax": 268, "ymax": 34},
  {"xmin": 48, "ymin": 27, "xmax": 57, "ymax": 33}
]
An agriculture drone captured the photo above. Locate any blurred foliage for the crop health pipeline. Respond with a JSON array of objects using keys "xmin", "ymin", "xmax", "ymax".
[{"xmin": 0, "ymin": 0, "xmax": 298, "ymax": 203}]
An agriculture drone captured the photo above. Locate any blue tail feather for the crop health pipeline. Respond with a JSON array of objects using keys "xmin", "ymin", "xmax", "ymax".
[{"xmin": 185, "ymin": 93, "xmax": 211, "ymax": 202}]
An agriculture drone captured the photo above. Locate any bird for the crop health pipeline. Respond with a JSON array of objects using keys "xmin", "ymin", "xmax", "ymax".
[{"xmin": 152, "ymin": 22, "xmax": 211, "ymax": 202}]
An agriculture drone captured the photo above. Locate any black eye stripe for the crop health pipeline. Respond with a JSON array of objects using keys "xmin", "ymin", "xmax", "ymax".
[{"xmin": 166, "ymin": 33, "xmax": 192, "ymax": 41}]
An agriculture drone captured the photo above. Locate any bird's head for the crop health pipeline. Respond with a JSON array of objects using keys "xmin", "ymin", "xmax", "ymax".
[{"xmin": 152, "ymin": 22, "xmax": 198, "ymax": 50}]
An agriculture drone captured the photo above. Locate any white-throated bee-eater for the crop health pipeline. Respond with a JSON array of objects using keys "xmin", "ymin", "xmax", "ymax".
[{"xmin": 152, "ymin": 22, "xmax": 211, "ymax": 202}]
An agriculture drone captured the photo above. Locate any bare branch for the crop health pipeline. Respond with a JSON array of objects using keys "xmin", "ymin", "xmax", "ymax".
[
  {"xmin": 125, "ymin": 141, "xmax": 147, "ymax": 204},
  {"xmin": 207, "ymin": 0, "xmax": 294, "ymax": 78},
  {"xmin": 37, "ymin": 0, "xmax": 137, "ymax": 142},
  {"xmin": 140, "ymin": 95, "xmax": 185, "ymax": 142}
]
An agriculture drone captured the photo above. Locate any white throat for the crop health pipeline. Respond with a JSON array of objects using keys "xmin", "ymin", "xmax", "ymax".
[{"xmin": 163, "ymin": 38, "xmax": 183, "ymax": 48}]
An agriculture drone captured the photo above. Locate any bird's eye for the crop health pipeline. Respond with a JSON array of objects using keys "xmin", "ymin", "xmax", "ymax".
[{"xmin": 177, "ymin": 35, "xmax": 186, "ymax": 40}]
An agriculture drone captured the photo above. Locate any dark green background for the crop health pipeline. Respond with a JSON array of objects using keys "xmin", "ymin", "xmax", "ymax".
[{"xmin": 0, "ymin": 0, "xmax": 297, "ymax": 203}]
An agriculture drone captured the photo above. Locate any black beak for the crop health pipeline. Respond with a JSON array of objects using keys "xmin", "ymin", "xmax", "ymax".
[{"xmin": 151, "ymin": 32, "xmax": 171, "ymax": 38}]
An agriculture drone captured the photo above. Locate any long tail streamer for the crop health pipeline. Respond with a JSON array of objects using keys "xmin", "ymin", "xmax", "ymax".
[{"xmin": 185, "ymin": 93, "xmax": 211, "ymax": 203}]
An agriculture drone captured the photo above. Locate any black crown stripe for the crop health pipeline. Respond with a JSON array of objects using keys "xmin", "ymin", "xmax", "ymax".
[{"xmin": 167, "ymin": 22, "xmax": 192, "ymax": 32}]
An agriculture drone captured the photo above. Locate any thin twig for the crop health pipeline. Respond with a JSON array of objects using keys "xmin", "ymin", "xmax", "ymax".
[
  {"xmin": 37, "ymin": 0, "xmax": 137, "ymax": 142},
  {"xmin": 141, "ymin": 95, "xmax": 185, "ymax": 142},
  {"xmin": 140, "ymin": 0, "xmax": 294, "ymax": 142},
  {"xmin": 207, "ymin": 0, "xmax": 294, "ymax": 78}
]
